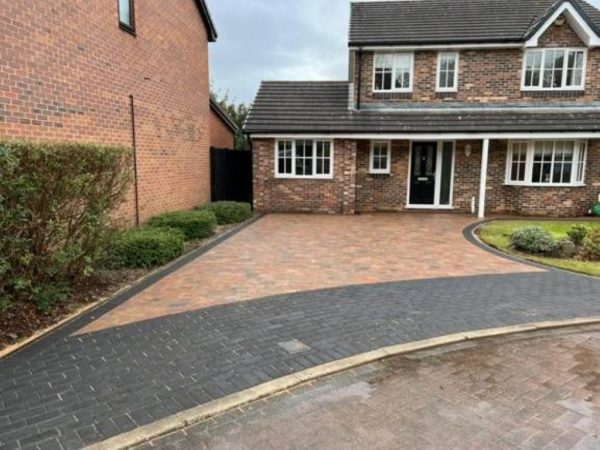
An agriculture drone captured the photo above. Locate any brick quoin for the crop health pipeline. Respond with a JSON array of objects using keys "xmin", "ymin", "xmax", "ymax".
[
  {"xmin": 0, "ymin": 0, "xmax": 213, "ymax": 224},
  {"xmin": 253, "ymin": 18, "xmax": 600, "ymax": 217}
]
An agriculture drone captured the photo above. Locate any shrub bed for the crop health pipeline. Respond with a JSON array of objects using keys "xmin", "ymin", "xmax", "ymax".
[
  {"xmin": 582, "ymin": 231, "xmax": 600, "ymax": 261},
  {"xmin": 198, "ymin": 201, "xmax": 252, "ymax": 225},
  {"xmin": 510, "ymin": 226, "xmax": 558, "ymax": 255},
  {"xmin": 0, "ymin": 140, "xmax": 132, "ymax": 313},
  {"xmin": 148, "ymin": 210, "xmax": 217, "ymax": 240},
  {"xmin": 107, "ymin": 227, "xmax": 185, "ymax": 269}
]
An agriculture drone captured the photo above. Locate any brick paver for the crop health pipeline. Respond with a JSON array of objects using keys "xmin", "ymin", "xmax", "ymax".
[
  {"xmin": 0, "ymin": 214, "xmax": 598, "ymax": 449},
  {"xmin": 141, "ymin": 326, "xmax": 600, "ymax": 450},
  {"xmin": 80, "ymin": 214, "xmax": 539, "ymax": 333}
]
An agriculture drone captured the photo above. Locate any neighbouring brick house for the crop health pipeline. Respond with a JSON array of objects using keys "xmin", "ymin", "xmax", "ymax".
[
  {"xmin": 245, "ymin": 0, "xmax": 600, "ymax": 218},
  {"xmin": 210, "ymin": 98, "xmax": 239, "ymax": 149},
  {"xmin": 0, "ymin": 0, "xmax": 218, "ymax": 224}
]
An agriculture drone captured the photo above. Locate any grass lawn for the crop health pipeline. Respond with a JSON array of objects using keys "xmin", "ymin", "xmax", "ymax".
[{"xmin": 478, "ymin": 220, "xmax": 600, "ymax": 277}]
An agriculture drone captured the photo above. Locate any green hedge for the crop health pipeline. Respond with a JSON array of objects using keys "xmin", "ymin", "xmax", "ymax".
[
  {"xmin": 107, "ymin": 227, "xmax": 185, "ymax": 269},
  {"xmin": 0, "ymin": 140, "xmax": 132, "ymax": 313},
  {"xmin": 198, "ymin": 201, "xmax": 252, "ymax": 225},
  {"xmin": 582, "ymin": 231, "xmax": 600, "ymax": 261},
  {"xmin": 148, "ymin": 210, "xmax": 217, "ymax": 240}
]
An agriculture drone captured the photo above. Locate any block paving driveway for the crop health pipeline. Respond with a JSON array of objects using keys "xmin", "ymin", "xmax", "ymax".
[
  {"xmin": 1, "ymin": 214, "xmax": 600, "ymax": 449},
  {"xmin": 141, "ymin": 326, "xmax": 600, "ymax": 450}
]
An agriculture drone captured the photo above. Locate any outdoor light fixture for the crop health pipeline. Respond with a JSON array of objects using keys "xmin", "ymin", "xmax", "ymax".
[{"xmin": 465, "ymin": 144, "xmax": 472, "ymax": 157}]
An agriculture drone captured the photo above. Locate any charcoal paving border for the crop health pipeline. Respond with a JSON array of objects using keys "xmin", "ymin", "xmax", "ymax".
[{"xmin": 2, "ymin": 222, "xmax": 600, "ymax": 449}]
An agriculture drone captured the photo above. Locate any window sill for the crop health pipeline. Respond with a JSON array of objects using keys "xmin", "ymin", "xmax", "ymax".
[
  {"xmin": 119, "ymin": 23, "xmax": 136, "ymax": 36},
  {"xmin": 275, "ymin": 175, "xmax": 334, "ymax": 181},
  {"xmin": 504, "ymin": 182, "xmax": 586, "ymax": 188},
  {"xmin": 369, "ymin": 171, "xmax": 391, "ymax": 176}
]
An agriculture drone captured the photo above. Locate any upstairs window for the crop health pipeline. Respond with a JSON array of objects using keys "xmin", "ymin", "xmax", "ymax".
[
  {"xmin": 437, "ymin": 52, "xmax": 459, "ymax": 92},
  {"xmin": 370, "ymin": 141, "xmax": 391, "ymax": 174},
  {"xmin": 523, "ymin": 48, "xmax": 586, "ymax": 90},
  {"xmin": 506, "ymin": 141, "xmax": 587, "ymax": 186},
  {"xmin": 119, "ymin": 0, "xmax": 135, "ymax": 33},
  {"xmin": 373, "ymin": 53, "xmax": 413, "ymax": 92},
  {"xmin": 276, "ymin": 140, "xmax": 333, "ymax": 179}
]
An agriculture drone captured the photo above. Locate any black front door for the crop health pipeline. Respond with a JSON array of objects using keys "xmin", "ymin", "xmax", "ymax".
[{"xmin": 410, "ymin": 142, "xmax": 437, "ymax": 205}]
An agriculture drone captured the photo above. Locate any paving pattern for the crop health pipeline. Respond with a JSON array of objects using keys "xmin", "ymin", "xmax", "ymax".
[
  {"xmin": 0, "ymin": 214, "xmax": 599, "ymax": 449},
  {"xmin": 140, "ymin": 326, "xmax": 600, "ymax": 450},
  {"xmin": 79, "ymin": 214, "xmax": 539, "ymax": 334}
]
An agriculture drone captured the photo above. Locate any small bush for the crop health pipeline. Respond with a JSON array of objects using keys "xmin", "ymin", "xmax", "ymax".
[
  {"xmin": 198, "ymin": 202, "xmax": 252, "ymax": 225},
  {"xmin": 567, "ymin": 225, "xmax": 590, "ymax": 246},
  {"xmin": 581, "ymin": 231, "xmax": 600, "ymax": 261},
  {"xmin": 511, "ymin": 226, "xmax": 558, "ymax": 254},
  {"xmin": 148, "ymin": 210, "xmax": 217, "ymax": 240},
  {"xmin": 0, "ymin": 140, "xmax": 132, "ymax": 313},
  {"xmin": 107, "ymin": 227, "xmax": 185, "ymax": 269}
]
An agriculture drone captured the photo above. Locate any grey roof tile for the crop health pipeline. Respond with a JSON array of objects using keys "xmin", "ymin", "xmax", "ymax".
[
  {"xmin": 244, "ymin": 81, "xmax": 600, "ymax": 134},
  {"xmin": 349, "ymin": 0, "xmax": 600, "ymax": 46}
]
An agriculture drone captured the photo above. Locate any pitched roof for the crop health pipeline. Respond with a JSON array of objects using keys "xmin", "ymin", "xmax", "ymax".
[
  {"xmin": 244, "ymin": 81, "xmax": 600, "ymax": 134},
  {"xmin": 195, "ymin": 0, "xmax": 218, "ymax": 42},
  {"xmin": 210, "ymin": 98, "xmax": 239, "ymax": 133},
  {"xmin": 349, "ymin": 0, "xmax": 600, "ymax": 46}
]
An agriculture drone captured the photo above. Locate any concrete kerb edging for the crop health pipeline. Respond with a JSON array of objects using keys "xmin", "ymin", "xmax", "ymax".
[
  {"xmin": 86, "ymin": 316, "xmax": 600, "ymax": 450},
  {"xmin": 0, "ymin": 214, "xmax": 265, "ymax": 360}
]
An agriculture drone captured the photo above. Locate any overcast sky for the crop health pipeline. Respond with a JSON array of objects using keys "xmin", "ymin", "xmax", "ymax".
[{"xmin": 208, "ymin": 0, "xmax": 600, "ymax": 105}]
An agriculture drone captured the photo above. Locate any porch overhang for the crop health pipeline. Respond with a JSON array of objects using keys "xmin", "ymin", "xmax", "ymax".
[{"xmin": 250, "ymin": 132, "xmax": 600, "ymax": 140}]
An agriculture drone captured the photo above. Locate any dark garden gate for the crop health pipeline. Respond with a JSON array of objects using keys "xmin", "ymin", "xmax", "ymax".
[{"xmin": 210, "ymin": 147, "xmax": 253, "ymax": 205}]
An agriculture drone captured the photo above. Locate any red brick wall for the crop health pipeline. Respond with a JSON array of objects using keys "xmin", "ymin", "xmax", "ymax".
[
  {"xmin": 253, "ymin": 138, "xmax": 600, "ymax": 217},
  {"xmin": 355, "ymin": 140, "xmax": 409, "ymax": 212},
  {"xmin": 0, "ymin": 0, "xmax": 212, "ymax": 224},
  {"xmin": 210, "ymin": 109, "xmax": 235, "ymax": 149},
  {"xmin": 252, "ymin": 138, "xmax": 357, "ymax": 214},
  {"xmin": 354, "ymin": 18, "xmax": 599, "ymax": 105}
]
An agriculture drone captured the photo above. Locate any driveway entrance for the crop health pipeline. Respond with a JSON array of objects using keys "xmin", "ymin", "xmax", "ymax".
[{"xmin": 82, "ymin": 213, "xmax": 539, "ymax": 334}]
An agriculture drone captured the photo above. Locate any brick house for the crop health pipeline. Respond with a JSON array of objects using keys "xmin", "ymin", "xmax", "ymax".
[
  {"xmin": 245, "ymin": 0, "xmax": 600, "ymax": 218},
  {"xmin": 0, "ymin": 0, "xmax": 218, "ymax": 224},
  {"xmin": 210, "ymin": 98, "xmax": 239, "ymax": 149}
]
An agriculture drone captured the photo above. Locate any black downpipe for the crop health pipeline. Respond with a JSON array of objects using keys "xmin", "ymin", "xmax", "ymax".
[
  {"xmin": 129, "ymin": 95, "xmax": 140, "ymax": 227},
  {"xmin": 356, "ymin": 48, "xmax": 363, "ymax": 110}
]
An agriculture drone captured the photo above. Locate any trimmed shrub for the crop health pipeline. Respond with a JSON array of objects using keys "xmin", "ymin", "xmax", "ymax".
[
  {"xmin": 567, "ymin": 225, "xmax": 589, "ymax": 246},
  {"xmin": 107, "ymin": 227, "xmax": 185, "ymax": 269},
  {"xmin": 0, "ymin": 140, "xmax": 132, "ymax": 313},
  {"xmin": 581, "ymin": 231, "xmax": 600, "ymax": 261},
  {"xmin": 148, "ymin": 210, "xmax": 217, "ymax": 240},
  {"xmin": 510, "ymin": 226, "xmax": 558, "ymax": 254},
  {"xmin": 198, "ymin": 201, "xmax": 252, "ymax": 225}
]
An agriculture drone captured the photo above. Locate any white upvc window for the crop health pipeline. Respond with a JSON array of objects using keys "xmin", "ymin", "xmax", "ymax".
[
  {"xmin": 522, "ymin": 48, "xmax": 586, "ymax": 91},
  {"xmin": 373, "ymin": 53, "xmax": 413, "ymax": 92},
  {"xmin": 275, "ymin": 140, "xmax": 334, "ymax": 179},
  {"xmin": 437, "ymin": 52, "xmax": 459, "ymax": 92},
  {"xmin": 506, "ymin": 140, "xmax": 588, "ymax": 186},
  {"xmin": 370, "ymin": 141, "xmax": 391, "ymax": 174}
]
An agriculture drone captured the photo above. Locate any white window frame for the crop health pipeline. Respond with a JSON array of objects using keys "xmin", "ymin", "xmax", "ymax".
[
  {"xmin": 505, "ymin": 140, "xmax": 588, "ymax": 187},
  {"xmin": 372, "ymin": 52, "xmax": 414, "ymax": 93},
  {"xmin": 274, "ymin": 139, "xmax": 334, "ymax": 180},
  {"xmin": 369, "ymin": 141, "xmax": 392, "ymax": 174},
  {"xmin": 436, "ymin": 52, "xmax": 459, "ymax": 92},
  {"xmin": 521, "ymin": 48, "xmax": 587, "ymax": 91}
]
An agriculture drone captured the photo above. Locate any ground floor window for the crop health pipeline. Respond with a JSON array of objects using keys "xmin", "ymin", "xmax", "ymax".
[
  {"xmin": 276, "ymin": 140, "xmax": 333, "ymax": 179},
  {"xmin": 370, "ymin": 141, "xmax": 391, "ymax": 174},
  {"xmin": 506, "ymin": 140, "xmax": 587, "ymax": 186}
]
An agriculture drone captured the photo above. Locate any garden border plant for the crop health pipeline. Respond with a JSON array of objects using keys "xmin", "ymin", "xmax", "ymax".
[{"xmin": 0, "ymin": 140, "xmax": 133, "ymax": 314}]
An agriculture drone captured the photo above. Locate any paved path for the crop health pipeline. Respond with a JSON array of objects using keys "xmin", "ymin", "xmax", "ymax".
[
  {"xmin": 1, "ymin": 214, "xmax": 599, "ymax": 449},
  {"xmin": 139, "ymin": 326, "xmax": 600, "ymax": 450}
]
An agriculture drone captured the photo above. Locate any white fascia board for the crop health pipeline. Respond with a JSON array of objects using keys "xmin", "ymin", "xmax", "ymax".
[
  {"xmin": 251, "ymin": 132, "xmax": 600, "ymax": 140},
  {"xmin": 525, "ymin": 2, "xmax": 600, "ymax": 48}
]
